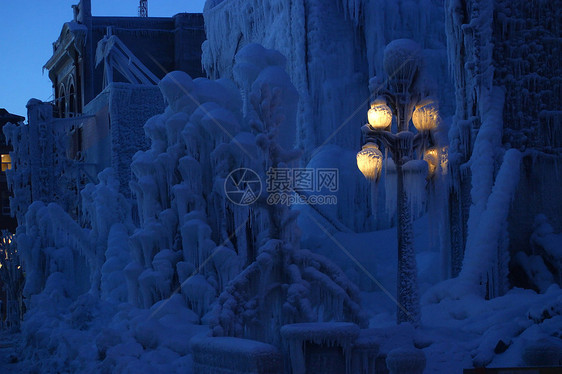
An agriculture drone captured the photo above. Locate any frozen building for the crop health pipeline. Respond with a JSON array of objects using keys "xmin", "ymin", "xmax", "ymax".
[
  {"xmin": 9, "ymin": 0, "xmax": 206, "ymax": 200},
  {"xmin": 45, "ymin": 0, "xmax": 205, "ymax": 118}
]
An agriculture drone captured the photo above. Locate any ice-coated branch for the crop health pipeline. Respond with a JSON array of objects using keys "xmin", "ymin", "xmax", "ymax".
[{"xmin": 208, "ymin": 239, "xmax": 367, "ymax": 347}]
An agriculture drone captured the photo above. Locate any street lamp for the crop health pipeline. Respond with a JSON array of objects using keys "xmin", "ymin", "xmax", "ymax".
[
  {"xmin": 356, "ymin": 142, "xmax": 383, "ymax": 181},
  {"xmin": 356, "ymin": 39, "xmax": 440, "ymax": 326}
]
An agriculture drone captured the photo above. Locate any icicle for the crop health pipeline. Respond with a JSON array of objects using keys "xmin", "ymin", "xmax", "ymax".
[
  {"xmin": 370, "ymin": 182, "xmax": 378, "ymax": 222},
  {"xmin": 402, "ymin": 160, "xmax": 428, "ymax": 218},
  {"xmin": 384, "ymin": 158, "xmax": 397, "ymax": 221}
]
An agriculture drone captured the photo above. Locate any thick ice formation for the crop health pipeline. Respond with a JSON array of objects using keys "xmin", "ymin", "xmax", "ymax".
[
  {"xmin": 202, "ymin": 0, "xmax": 454, "ymax": 244},
  {"xmin": 4, "ymin": 43, "xmax": 373, "ymax": 372},
  {"xmin": 281, "ymin": 322, "xmax": 360, "ymax": 374},
  {"xmin": 203, "ymin": 0, "xmax": 452, "ymax": 153},
  {"xmin": 3, "ymin": 100, "xmax": 75, "ymax": 223},
  {"xmin": 191, "ymin": 336, "xmax": 282, "ymax": 373},
  {"xmin": 461, "ymin": 148, "xmax": 522, "ymax": 297},
  {"xmin": 209, "ymin": 239, "xmax": 367, "ymax": 347}
]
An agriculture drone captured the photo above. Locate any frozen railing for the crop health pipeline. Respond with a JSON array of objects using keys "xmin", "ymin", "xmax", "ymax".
[
  {"xmin": 191, "ymin": 336, "xmax": 283, "ymax": 374},
  {"xmin": 95, "ymin": 33, "xmax": 160, "ymax": 89}
]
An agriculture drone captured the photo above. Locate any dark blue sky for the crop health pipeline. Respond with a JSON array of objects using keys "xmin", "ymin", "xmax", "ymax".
[{"xmin": 0, "ymin": 0, "xmax": 206, "ymax": 119}]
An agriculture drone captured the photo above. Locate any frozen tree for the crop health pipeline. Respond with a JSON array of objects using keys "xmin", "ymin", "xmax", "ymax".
[
  {"xmin": 128, "ymin": 71, "xmax": 248, "ymax": 316},
  {"xmin": 0, "ymin": 231, "xmax": 24, "ymax": 330},
  {"xmin": 15, "ymin": 168, "xmax": 132, "ymax": 306},
  {"xmin": 81, "ymin": 168, "xmax": 135, "ymax": 297},
  {"xmin": 208, "ymin": 44, "xmax": 367, "ymax": 347}
]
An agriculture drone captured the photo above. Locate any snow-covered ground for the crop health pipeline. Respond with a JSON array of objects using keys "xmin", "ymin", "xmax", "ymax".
[
  {"xmin": 0, "ymin": 331, "xmax": 21, "ymax": 372},
  {"xmin": 301, "ymin": 213, "xmax": 562, "ymax": 372},
  {"xmin": 1, "ymin": 212, "xmax": 559, "ymax": 372}
]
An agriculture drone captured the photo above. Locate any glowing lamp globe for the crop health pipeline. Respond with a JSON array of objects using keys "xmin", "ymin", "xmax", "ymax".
[
  {"xmin": 412, "ymin": 101, "xmax": 439, "ymax": 132},
  {"xmin": 383, "ymin": 39, "xmax": 422, "ymax": 84},
  {"xmin": 367, "ymin": 102, "xmax": 393, "ymax": 130},
  {"xmin": 357, "ymin": 142, "xmax": 383, "ymax": 181},
  {"xmin": 423, "ymin": 148, "xmax": 438, "ymax": 177}
]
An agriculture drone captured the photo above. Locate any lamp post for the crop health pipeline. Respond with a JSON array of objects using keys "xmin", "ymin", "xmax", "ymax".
[{"xmin": 356, "ymin": 39, "xmax": 440, "ymax": 326}]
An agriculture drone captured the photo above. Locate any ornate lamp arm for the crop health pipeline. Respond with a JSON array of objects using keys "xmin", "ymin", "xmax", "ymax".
[{"xmin": 363, "ymin": 124, "xmax": 431, "ymax": 166}]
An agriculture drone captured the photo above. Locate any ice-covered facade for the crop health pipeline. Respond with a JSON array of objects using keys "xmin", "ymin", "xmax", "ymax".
[
  {"xmin": 203, "ymin": 0, "xmax": 454, "ymax": 236},
  {"xmin": 442, "ymin": 0, "xmax": 562, "ymax": 297},
  {"xmin": 29, "ymin": 0, "xmax": 206, "ymax": 195},
  {"xmin": 203, "ymin": 0, "xmax": 454, "ymax": 150},
  {"xmin": 203, "ymin": 0, "xmax": 562, "ymax": 297}
]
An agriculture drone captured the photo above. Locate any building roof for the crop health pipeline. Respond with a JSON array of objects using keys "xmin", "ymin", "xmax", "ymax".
[
  {"xmin": 0, "ymin": 109, "xmax": 25, "ymax": 125},
  {"xmin": 43, "ymin": 21, "xmax": 87, "ymax": 74}
]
